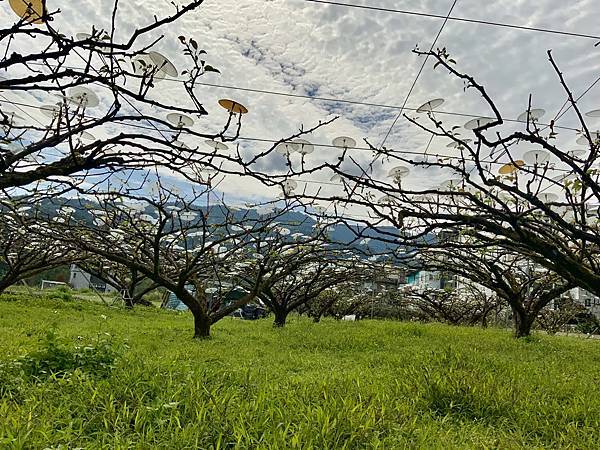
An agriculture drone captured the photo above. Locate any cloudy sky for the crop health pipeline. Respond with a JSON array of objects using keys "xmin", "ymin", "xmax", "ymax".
[{"xmin": 3, "ymin": 0, "xmax": 600, "ymax": 209}]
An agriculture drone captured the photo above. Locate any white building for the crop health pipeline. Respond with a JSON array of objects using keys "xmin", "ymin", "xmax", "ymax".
[
  {"xmin": 411, "ymin": 270, "xmax": 458, "ymax": 290},
  {"xmin": 567, "ymin": 287, "xmax": 600, "ymax": 319},
  {"xmin": 408, "ymin": 268, "xmax": 600, "ymax": 320},
  {"xmin": 69, "ymin": 265, "xmax": 117, "ymax": 293}
]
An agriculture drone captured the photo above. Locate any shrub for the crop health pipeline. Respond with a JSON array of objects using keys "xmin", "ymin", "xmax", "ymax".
[
  {"xmin": 13, "ymin": 329, "xmax": 125, "ymax": 379},
  {"xmin": 536, "ymin": 296, "xmax": 586, "ymax": 335},
  {"xmin": 44, "ymin": 290, "xmax": 74, "ymax": 302},
  {"xmin": 576, "ymin": 314, "xmax": 600, "ymax": 335},
  {"xmin": 0, "ymin": 293, "xmax": 26, "ymax": 303}
]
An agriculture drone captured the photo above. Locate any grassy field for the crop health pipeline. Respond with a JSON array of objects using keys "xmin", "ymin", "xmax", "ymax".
[{"xmin": 1, "ymin": 293, "xmax": 599, "ymax": 449}]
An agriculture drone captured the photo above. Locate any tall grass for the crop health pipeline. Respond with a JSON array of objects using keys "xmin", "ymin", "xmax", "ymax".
[{"xmin": 1, "ymin": 294, "xmax": 599, "ymax": 448}]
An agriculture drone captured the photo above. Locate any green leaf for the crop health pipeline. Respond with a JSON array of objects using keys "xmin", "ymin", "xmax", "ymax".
[{"xmin": 204, "ymin": 65, "xmax": 220, "ymax": 74}]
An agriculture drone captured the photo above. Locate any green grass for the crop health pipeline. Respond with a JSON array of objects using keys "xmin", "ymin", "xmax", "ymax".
[
  {"xmin": 6, "ymin": 285, "xmax": 122, "ymax": 304},
  {"xmin": 1, "ymin": 294, "xmax": 599, "ymax": 449}
]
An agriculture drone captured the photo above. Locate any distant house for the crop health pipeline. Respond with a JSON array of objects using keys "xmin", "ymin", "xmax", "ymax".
[
  {"xmin": 361, "ymin": 265, "xmax": 409, "ymax": 293},
  {"xmin": 407, "ymin": 268, "xmax": 600, "ymax": 320},
  {"xmin": 566, "ymin": 287, "xmax": 600, "ymax": 319},
  {"xmin": 69, "ymin": 265, "xmax": 117, "ymax": 293},
  {"xmin": 409, "ymin": 270, "xmax": 459, "ymax": 290}
]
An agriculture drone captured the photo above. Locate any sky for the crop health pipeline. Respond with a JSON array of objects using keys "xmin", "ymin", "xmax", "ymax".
[{"xmin": 2, "ymin": 0, "xmax": 600, "ymax": 210}]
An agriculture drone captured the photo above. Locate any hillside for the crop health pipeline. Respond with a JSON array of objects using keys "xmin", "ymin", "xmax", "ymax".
[{"xmin": 30, "ymin": 197, "xmax": 404, "ymax": 255}]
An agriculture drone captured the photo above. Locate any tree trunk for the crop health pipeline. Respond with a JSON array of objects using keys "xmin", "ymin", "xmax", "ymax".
[
  {"xmin": 481, "ymin": 313, "xmax": 488, "ymax": 328},
  {"xmin": 193, "ymin": 312, "xmax": 211, "ymax": 339},
  {"xmin": 273, "ymin": 310, "xmax": 288, "ymax": 327},
  {"xmin": 512, "ymin": 309, "xmax": 535, "ymax": 338},
  {"xmin": 185, "ymin": 297, "xmax": 211, "ymax": 339},
  {"xmin": 0, "ymin": 277, "xmax": 18, "ymax": 295},
  {"xmin": 175, "ymin": 289, "xmax": 212, "ymax": 339}
]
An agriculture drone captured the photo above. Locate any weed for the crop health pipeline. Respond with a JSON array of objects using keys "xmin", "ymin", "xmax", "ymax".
[{"xmin": 9, "ymin": 329, "xmax": 124, "ymax": 380}]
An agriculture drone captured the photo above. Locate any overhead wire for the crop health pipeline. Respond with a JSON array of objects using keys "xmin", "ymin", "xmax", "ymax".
[
  {"xmin": 302, "ymin": 0, "xmax": 600, "ymax": 41},
  {"xmin": 0, "ymin": 92, "xmax": 50, "ymax": 165},
  {"xmin": 2, "ymin": 2, "xmax": 594, "ymax": 228},
  {"xmin": 474, "ymin": 70, "xmax": 600, "ymax": 181},
  {"xmin": 6, "ymin": 59, "xmax": 581, "ymax": 133},
  {"xmin": 378, "ymin": 0, "xmax": 458, "ymax": 149},
  {"xmin": 302, "ymin": 0, "xmax": 599, "ymax": 154},
  {"xmin": 332, "ymin": 0, "xmax": 461, "ymax": 221},
  {"xmin": 2, "ymin": 3, "xmax": 596, "ymax": 137},
  {"xmin": 1, "ymin": 93, "xmax": 579, "ymax": 222},
  {"xmin": 551, "ymin": 75, "xmax": 600, "ymax": 125},
  {"xmin": 1, "ymin": 0, "xmax": 590, "ymax": 205},
  {"xmin": 0, "ymin": 95, "xmax": 577, "ymax": 177}
]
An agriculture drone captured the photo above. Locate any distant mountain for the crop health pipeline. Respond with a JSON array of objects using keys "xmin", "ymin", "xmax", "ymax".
[{"xmin": 28, "ymin": 198, "xmax": 405, "ymax": 258}]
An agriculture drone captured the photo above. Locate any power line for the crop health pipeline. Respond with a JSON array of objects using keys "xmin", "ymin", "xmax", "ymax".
[
  {"xmin": 379, "ymin": 0, "xmax": 458, "ymax": 149},
  {"xmin": 322, "ymin": 0, "xmax": 459, "ymax": 218},
  {"xmin": 0, "ymin": 92, "xmax": 49, "ymax": 165},
  {"xmin": 553, "ymin": 75, "xmax": 600, "ymax": 124},
  {"xmin": 162, "ymin": 79, "xmax": 582, "ymax": 134},
  {"xmin": 0, "ymin": 97, "xmax": 490, "ymax": 166},
  {"xmin": 482, "ymin": 71, "xmax": 600, "ymax": 172},
  {"xmin": 3, "ymin": 94, "xmax": 575, "ymax": 221},
  {"xmin": 8, "ymin": 59, "xmax": 581, "ymax": 133},
  {"xmin": 302, "ymin": 0, "xmax": 600, "ymax": 41},
  {"xmin": 1, "ymin": 96, "xmax": 573, "ymax": 174}
]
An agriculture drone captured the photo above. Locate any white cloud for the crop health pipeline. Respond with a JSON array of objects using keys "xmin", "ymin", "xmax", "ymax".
[{"xmin": 2, "ymin": 0, "xmax": 599, "ymax": 207}]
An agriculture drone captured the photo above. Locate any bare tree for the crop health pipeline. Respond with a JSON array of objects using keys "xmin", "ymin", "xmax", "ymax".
[
  {"xmin": 298, "ymin": 254, "xmax": 411, "ymax": 322},
  {"xmin": 0, "ymin": 199, "xmax": 77, "ymax": 293},
  {"xmin": 536, "ymin": 294, "xmax": 586, "ymax": 335},
  {"xmin": 2, "ymin": 0, "xmax": 342, "ymax": 336},
  {"xmin": 405, "ymin": 282, "xmax": 501, "ymax": 327},
  {"xmin": 76, "ymin": 258, "xmax": 158, "ymax": 307},
  {"xmin": 36, "ymin": 178, "xmax": 323, "ymax": 337},
  {"xmin": 246, "ymin": 242, "xmax": 368, "ymax": 327},
  {"xmin": 0, "ymin": 0, "xmax": 256, "ymax": 194},
  {"xmin": 413, "ymin": 242, "xmax": 574, "ymax": 337},
  {"xmin": 302, "ymin": 286, "xmax": 357, "ymax": 323},
  {"xmin": 321, "ymin": 290, "xmax": 368, "ymax": 320},
  {"xmin": 334, "ymin": 48, "xmax": 597, "ymax": 298},
  {"xmin": 247, "ymin": 47, "xmax": 600, "ymax": 307}
]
